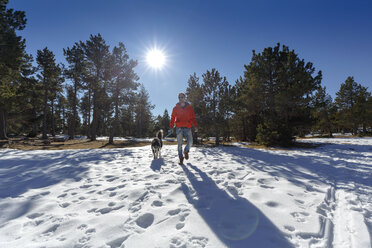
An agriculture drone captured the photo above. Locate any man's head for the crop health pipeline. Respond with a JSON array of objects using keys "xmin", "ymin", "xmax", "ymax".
[{"xmin": 178, "ymin": 93, "xmax": 186, "ymax": 104}]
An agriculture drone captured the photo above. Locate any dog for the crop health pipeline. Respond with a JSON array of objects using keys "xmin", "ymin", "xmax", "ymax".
[{"xmin": 151, "ymin": 129, "xmax": 163, "ymax": 159}]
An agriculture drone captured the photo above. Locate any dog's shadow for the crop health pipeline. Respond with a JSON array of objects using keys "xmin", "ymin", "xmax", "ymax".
[{"xmin": 150, "ymin": 158, "xmax": 165, "ymax": 171}]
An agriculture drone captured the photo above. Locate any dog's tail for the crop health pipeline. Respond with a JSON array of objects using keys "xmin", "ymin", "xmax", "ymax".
[{"xmin": 157, "ymin": 129, "xmax": 163, "ymax": 140}]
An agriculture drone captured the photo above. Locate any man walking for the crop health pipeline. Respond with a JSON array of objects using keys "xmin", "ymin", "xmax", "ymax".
[{"xmin": 169, "ymin": 93, "xmax": 198, "ymax": 165}]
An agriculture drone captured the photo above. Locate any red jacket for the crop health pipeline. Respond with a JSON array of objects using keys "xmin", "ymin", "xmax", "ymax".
[{"xmin": 170, "ymin": 103, "xmax": 198, "ymax": 128}]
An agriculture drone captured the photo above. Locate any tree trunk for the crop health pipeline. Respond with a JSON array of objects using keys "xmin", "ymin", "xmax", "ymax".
[
  {"xmin": 353, "ymin": 121, "xmax": 358, "ymax": 135},
  {"xmin": 51, "ymin": 100, "xmax": 55, "ymax": 137},
  {"xmin": 215, "ymin": 124, "xmax": 219, "ymax": 146},
  {"xmin": 90, "ymin": 92, "xmax": 97, "ymax": 141},
  {"xmin": 87, "ymin": 89, "xmax": 91, "ymax": 139},
  {"xmin": 0, "ymin": 108, "xmax": 8, "ymax": 140},
  {"xmin": 109, "ymin": 102, "xmax": 119, "ymax": 145},
  {"xmin": 62, "ymin": 102, "xmax": 66, "ymax": 133},
  {"xmin": 42, "ymin": 80, "xmax": 48, "ymax": 140},
  {"xmin": 69, "ymin": 82, "xmax": 77, "ymax": 140}
]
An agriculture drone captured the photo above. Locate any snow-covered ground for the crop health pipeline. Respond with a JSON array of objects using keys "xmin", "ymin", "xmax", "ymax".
[{"xmin": 0, "ymin": 138, "xmax": 371, "ymax": 248}]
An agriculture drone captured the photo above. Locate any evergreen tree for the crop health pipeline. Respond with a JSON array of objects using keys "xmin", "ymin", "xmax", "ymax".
[
  {"xmin": 311, "ymin": 86, "xmax": 334, "ymax": 137},
  {"xmin": 153, "ymin": 114, "xmax": 162, "ymax": 132},
  {"xmin": 202, "ymin": 68, "xmax": 228, "ymax": 146},
  {"xmin": 366, "ymin": 96, "xmax": 372, "ymax": 133},
  {"xmin": 120, "ymin": 98, "xmax": 136, "ymax": 137},
  {"xmin": 49, "ymin": 71, "xmax": 64, "ymax": 137},
  {"xmin": 335, "ymin": 77, "xmax": 370, "ymax": 134},
  {"xmin": 230, "ymin": 77, "xmax": 257, "ymax": 141},
  {"xmin": 135, "ymin": 85, "xmax": 154, "ymax": 137},
  {"xmin": 56, "ymin": 89, "xmax": 68, "ymax": 134},
  {"xmin": 80, "ymin": 34, "xmax": 110, "ymax": 141},
  {"xmin": 161, "ymin": 109, "xmax": 170, "ymax": 134},
  {"xmin": 218, "ymin": 80, "xmax": 234, "ymax": 141},
  {"xmin": 64, "ymin": 42, "xmax": 86, "ymax": 139},
  {"xmin": 0, "ymin": 0, "xmax": 27, "ymax": 139},
  {"xmin": 107, "ymin": 42, "xmax": 139, "ymax": 144},
  {"xmin": 16, "ymin": 54, "xmax": 42, "ymax": 137},
  {"xmin": 186, "ymin": 73, "xmax": 205, "ymax": 135},
  {"xmin": 79, "ymin": 92, "xmax": 91, "ymax": 136},
  {"xmin": 36, "ymin": 47, "xmax": 63, "ymax": 139},
  {"xmin": 237, "ymin": 43, "xmax": 321, "ymax": 146}
]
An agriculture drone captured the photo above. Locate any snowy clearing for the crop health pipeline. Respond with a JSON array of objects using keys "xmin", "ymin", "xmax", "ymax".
[{"xmin": 0, "ymin": 138, "xmax": 371, "ymax": 248}]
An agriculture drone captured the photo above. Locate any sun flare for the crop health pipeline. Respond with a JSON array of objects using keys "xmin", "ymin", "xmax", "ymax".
[{"xmin": 146, "ymin": 49, "xmax": 166, "ymax": 69}]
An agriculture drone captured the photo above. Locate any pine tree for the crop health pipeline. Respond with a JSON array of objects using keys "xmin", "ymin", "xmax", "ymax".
[
  {"xmin": 64, "ymin": 42, "xmax": 86, "ymax": 139},
  {"xmin": 311, "ymin": 86, "xmax": 334, "ymax": 137},
  {"xmin": 135, "ymin": 85, "xmax": 154, "ymax": 137},
  {"xmin": 202, "ymin": 68, "xmax": 228, "ymax": 146},
  {"xmin": 161, "ymin": 109, "xmax": 170, "ymax": 134},
  {"xmin": 80, "ymin": 34, "xmax": 110, "ymax": 141},
  {"xmin": 237, "ymin": 43, "xmax": 321, "ymax": 146},
  {"xmin": 186, "ymin": 73, "xmax": 205, "ymax": 135},
  {"xmin": 120, "ymin": 98, "xmax": 136, "ymax": 137},
  {"xmin": 0, "ymin": 0, "xmax": 27, "ymax": 139},
  {"xmin": 366, "ymin": 96, "xmax": 372, "ymax": 133},
  {"xmin": 36, "ymin": 47, "xmax": 63, "ymax": 140},
  {"xmin": 218, "ymin": 80, "xmax": 233, "ymax": 141},
  {"xmin": 79, "ymin": 92, "xmax": 91, "ymax": 136},
  {"xmin": 107, "ymin": 42, "xmax": 139, "ymax": 144},
  {"xmin": 15, "ymin": 54, "xmax": 42, "ymax": 137},
  {"xmin": 231, "ymin": 77, "xmax": 258, "ymax": 141},
  {"xmin": 56, "ymin": 90, "xmax": 68, "ymax": 134},
  {"xmin": 335, "ymin": 77, "xmax": 370, "ymax": 135}
]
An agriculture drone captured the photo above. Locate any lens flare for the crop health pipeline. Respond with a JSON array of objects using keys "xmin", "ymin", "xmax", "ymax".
[{"xmin": 218, "ymin": 205, "xmax": 259, "ymax": 240}]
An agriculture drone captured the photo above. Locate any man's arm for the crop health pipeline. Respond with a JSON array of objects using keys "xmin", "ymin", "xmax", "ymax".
[
  {"xmin": 170, "ymin": 107, "xmax": 176, "ymax": 128},
  {"xmin": 190, "ymin": 106, "xmax": 198, "ymax": 132}
]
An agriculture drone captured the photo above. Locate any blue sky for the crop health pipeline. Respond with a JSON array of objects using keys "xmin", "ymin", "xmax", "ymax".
[{"xmin": 9, "ymin": 0, "xmax": 372, "ymax": 116}]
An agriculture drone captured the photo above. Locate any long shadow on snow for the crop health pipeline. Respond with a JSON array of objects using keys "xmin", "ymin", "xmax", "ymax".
[
  {"xmin": 181, "ymin": 163, "xmax": 293, "ymax": 248},
  {"xmin": 200, "ymin": 143, "xmax": 372, "ymax": 193},
  {"xmin": 0, "ymin": 149, "xmax": 134, "ymax": 199}
]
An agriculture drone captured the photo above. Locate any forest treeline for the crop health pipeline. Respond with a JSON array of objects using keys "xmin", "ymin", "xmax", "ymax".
[{"xmin": 1, "ymin": 1, "xmax": 371, "ymax": 146}]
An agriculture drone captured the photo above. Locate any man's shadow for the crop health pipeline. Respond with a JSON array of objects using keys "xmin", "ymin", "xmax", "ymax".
[{"xmin": 180, "ymin": 163, "xmax": 293, "ymax": 248}]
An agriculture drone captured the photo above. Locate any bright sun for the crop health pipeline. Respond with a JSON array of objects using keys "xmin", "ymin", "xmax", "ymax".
[{"xmin": 146, "ymin": 49, "xmax": 166, "ymax": 69}]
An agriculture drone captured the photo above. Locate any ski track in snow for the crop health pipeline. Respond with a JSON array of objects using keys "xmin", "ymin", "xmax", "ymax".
[{"xmin": 0, "ymin": 138, "xmax": 371, "ymax": 248}]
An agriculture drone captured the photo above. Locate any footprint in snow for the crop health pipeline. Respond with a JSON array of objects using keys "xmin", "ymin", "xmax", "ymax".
[
  {"xmin": 290, "ymin": 212, "xmax": 310, "ymax": 222},
  {"xmin": 59, "ymin": 202, "xmax": 70, "ymax": 208},
  {"xmin": 168, "ymin": 208, "xmax": 190, "ymax": 230},
  {"xmin": 135, "ymin": 213, "xmax": 154, "ymax": 228},
  {"xmin": 105, "ymin": 175, "xmax": 118, "ymax": 182},
  {"xmin": 170, "ymin": 232, "xmax": 208, "ymax": 248},
  {"xmin": 106, "ymin": 236, "xmax": 129, "ymax": 248},
  {"xmin": 78, "ymin": 236, "xmax": 90, "ymax": 244},
  {"xmin": 151, "ymin": 200, "xmax": 163, "ymax": 207},
  {"xmin": 85, "ymin": 228, "xmax": 96, "ymax": 235},
  {"xmin": 91, "ymin": 205, "xmax": 124, "ymax": 215},
  {"xmin": 168, "ymin": 208, "xmax": 181, "ymax": 216},
  {"xmin": 295, "ymin": 199, "xmax": 305, "ymax": 205},
  {"xmin": 265, "ymin": 201, "xmax": 279, "ymax": 207},
  {"xmin": 27, "ymin": 213, "xmax": 44, "ymax": 219},
  {"xmin": 77, "ymin": 224, "xmax": 88, "ymax": 230},
  {"xmin": 57, "ymin": 193, "xmax": 67, "ymax": 198},
  {"xmin": 42, "ymin": 224, "xmax": 60, "ymax": 235},
  {"xmin": 284, "ymin": 225, "xmax": 295, "ymax": 232}
]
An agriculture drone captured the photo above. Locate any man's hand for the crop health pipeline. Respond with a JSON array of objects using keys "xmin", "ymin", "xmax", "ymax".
[{"xmin": 194, "ymin": 127, "xmax": 198, "ymax": 132}]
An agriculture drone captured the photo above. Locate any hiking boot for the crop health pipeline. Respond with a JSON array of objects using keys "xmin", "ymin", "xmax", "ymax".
[
  {"xmin": 179, "ymin": 157, "xmax": 184, "ymax": 165},
  {"xmin": 184, "ymin": 151, "xmax": 189, "ymax": 160}
]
